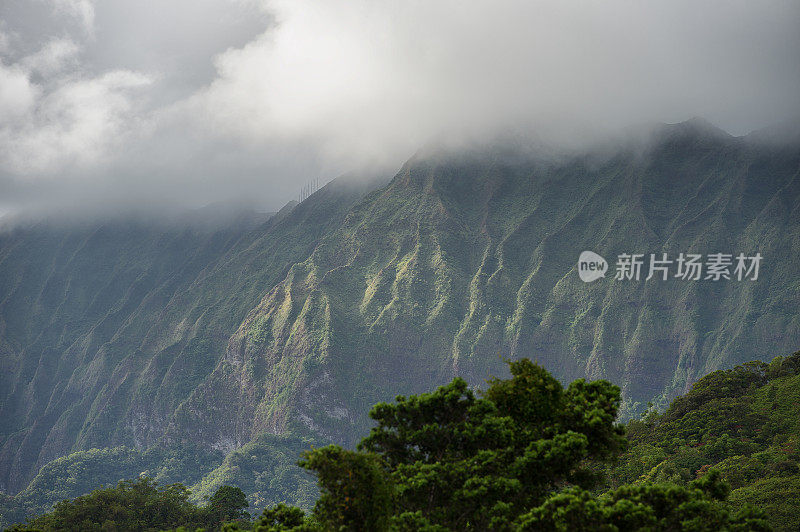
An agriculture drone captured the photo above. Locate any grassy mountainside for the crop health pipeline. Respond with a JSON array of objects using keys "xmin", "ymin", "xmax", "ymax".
[
  {"xmin": 176, "ymin": 120, "xmax": 800, "ymax": 452},
  {"xmin": 609, "ymin": 350, "xmax": 800, "ymax": 531},
  {"xmin": 0, "ymin": 175, "xmax": 384, "ymax": 496},
  {"xmin": 1, "ymin": 120, "xmax": 799, "ymax": 526},
  {"xmin": 187, "ymin": 433, "xmax": 318, "ymax": 511}
]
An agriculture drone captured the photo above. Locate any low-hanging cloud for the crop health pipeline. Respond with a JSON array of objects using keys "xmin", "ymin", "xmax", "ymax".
[{"xmin": 1, "ymin": 0, "xmax": 799, "ymax": 218}]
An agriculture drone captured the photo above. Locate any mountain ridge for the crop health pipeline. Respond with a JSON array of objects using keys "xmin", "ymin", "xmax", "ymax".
[
  {"xmin": 172, "ymin": 121, "xmax": 800, "ymax": 454},
  {"xmin": 1, "ymin": 119, "xmax": 798, "ymax": 505}
]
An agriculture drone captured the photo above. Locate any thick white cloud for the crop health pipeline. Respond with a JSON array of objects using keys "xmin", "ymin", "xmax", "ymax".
[
  {"xmin": 0, "ymin": 26, "xmax": 150, "ymax": 178},
  {"xmin": 0, "ymin": 0, "xmax": 799, "ymax": 216},
  {"xmin": 0, "ymin": 69, "xmax": 151, "ymax": 175},
  {"xmin": 0, "ymin": 61, "xmax": 39, "ymax": 120},
  {"xmin": 199, "ymin": 0, "xmax": 800, "ymax": 158},
  {"xmin": 0, "ymin": 0, "xmax": 143, "ymax": 180},
  {"xmin": 21, "ymin": 38, "xmax": 80, "ymax": 76}
]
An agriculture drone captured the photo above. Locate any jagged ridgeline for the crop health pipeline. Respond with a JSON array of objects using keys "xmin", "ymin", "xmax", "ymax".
[{"xmin": 1, "ymin": 119, "xmax": 799, "ymax": 523}]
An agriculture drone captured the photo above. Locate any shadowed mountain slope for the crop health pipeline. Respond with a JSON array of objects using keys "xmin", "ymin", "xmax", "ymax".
[{"xmin": 0, "ymin": 174, "xmax": 384, "ymax": 494}]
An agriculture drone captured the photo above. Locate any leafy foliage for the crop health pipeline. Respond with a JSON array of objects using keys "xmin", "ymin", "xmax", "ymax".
[
  {"xmin": 188, "ymin": 434, "xmax": 319, "ymax": 513},
  {"xmin": 254, "ymin": 503, "xmax": 308, "ymax": 531},
  {"xmin": 5, "ymin": 478, "xmax": 247, "ymax": 532},
  {"xmin": 6, "ymin": 354, "xmax": 794, "ymax": 531},
  {"xmin": 299, "ymin": 446, "xmax": 392, "ymax": 531},
  {"xmin": 517, "ymin": 471, "xmax": 768, "ymax": 531},
  {"xmin": 207, "ymin": 485, "xmax": 250, "ymax": 523},
  {"xmin": 0, "ymin": 445, "xmax": 221, "ymax": 528},
  {"xmin": 253, "ymin": 358, "xmax": 768, "ymax": 531},
  {"xmin": 609, "ymin": 351, "xmax": 800, "ymax": 531},
  {"xmin": 353, "ymin": 359, "xmax": 625, "ymax": 529},
  {"xmin": 0, "ymin": 437, "xmax": 316, "ymax": 529}
]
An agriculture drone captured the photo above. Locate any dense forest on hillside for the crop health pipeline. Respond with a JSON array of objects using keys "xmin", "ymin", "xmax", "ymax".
[
  {"xmin": 0, "ymin": 435, "xmax": 319, "ymax": 528},
  {"xmin": 606, "ymin": 350, "xmax": 800, "ymax": 530},
  {"xmin": 4, "ymin": 351, "xmax": 798, "ymax": 531}
]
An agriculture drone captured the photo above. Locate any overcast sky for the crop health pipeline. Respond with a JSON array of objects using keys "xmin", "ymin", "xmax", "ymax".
[{"xmin": 1, "ymin": 0, "xmax": 799, "ymax": 217}]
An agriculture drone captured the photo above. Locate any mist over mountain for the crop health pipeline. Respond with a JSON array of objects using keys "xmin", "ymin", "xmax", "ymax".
[
  {"xmin": 2, "ymin": 0, "xmax": 799, "ymax": 217},
  {"xmin": 1, "ymin": 120, "xmax": 798, "ymax": 525}
]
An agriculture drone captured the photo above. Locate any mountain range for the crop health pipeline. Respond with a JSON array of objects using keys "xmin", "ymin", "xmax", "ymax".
[{"xmin": 1, "ymin": 119, "xmax": 798, "ymax": 522}]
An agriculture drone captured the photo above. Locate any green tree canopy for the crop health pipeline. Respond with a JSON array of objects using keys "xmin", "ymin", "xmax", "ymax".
[
  {"xmin": 517, "ymin": 471, "xmax": 769, "ymax": 531},
  {"xmin": 6, "ymin": 477, "xmax": 201, "ymax": 532},
  {"xmin": 353, "ymin": 358, "xmax": 626, "ymax": 529},
  {"xmin": 207, "ymin": 485, "xmax": 250, "ymax": 523},
  {"xmin": 6, "ymin": 479, "xmax": 253, "ymax": 532},
  {"xmin": 261, "ymin": 358, "xmax": 769, "ymax": 531}
]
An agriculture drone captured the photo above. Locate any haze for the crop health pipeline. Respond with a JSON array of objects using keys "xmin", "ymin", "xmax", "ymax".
[{"xmin": 1, "ymin": 0, "xmax": 799, "ymax": 217}]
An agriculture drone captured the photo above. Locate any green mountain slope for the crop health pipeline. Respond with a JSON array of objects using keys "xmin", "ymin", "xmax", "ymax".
[
  {"xmin": 176, "ymin": 121, "xmax": 800, "ymax": 451},
  {"xmin": 0, "ymin": 435, "xmax": 318, "ymax": 527},
  {"xmin": 0, "ymin": 175, "xmax": 384, "ymax": 495},
  {"xmin": 1, "ymin": 120, "xmax": 799, "ymax": 526},
  {"xmin": 611, "ymin": 350, "xmax": 800, "ymax": 531}
]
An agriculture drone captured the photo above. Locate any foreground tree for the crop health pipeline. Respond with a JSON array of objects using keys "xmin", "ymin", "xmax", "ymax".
[
  {"xmin": 258, "ymin": 358, "xmax": 769, "ymax": 531},
  {"xmin": 206, "ymin": 485, "xmax": 250, "ymax": 524},
  {"xmin": 254, "ymin": 503, "xmax": 308, "ymax": 531},
  {"xmin": 356, "ymin": 358, "xmax": 626, "ymax": 528},
  {"xmin": 517, "ymin": 471, "xmax": 769, "ymax": 531},
  {"xmin": 6, "ymin": 478, "xmax": 200, "ymax": 531},
  {"xmin": 290, "ymin": 446, "xmax": 393, "ymax": 531}
]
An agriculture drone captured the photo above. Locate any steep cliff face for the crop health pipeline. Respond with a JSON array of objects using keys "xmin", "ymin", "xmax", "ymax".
[
  {"xmin": 1, "ymin": 120, "xmax": 799, "ymax": 503},
  {"xmin": 174, "ymin": 121, "xmax": 800, "ymax": 451},
  {"xmin": 0, "ymin": 175, "xmax": 383, "ymax": 494}
]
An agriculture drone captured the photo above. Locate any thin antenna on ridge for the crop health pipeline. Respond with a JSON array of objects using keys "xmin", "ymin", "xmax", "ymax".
[{"xmin": 299, "ymin": 178, "xmax": 324, "ymax": 204}]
